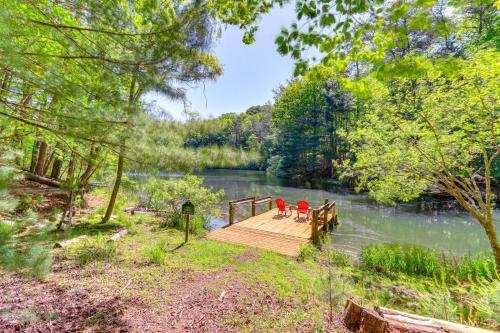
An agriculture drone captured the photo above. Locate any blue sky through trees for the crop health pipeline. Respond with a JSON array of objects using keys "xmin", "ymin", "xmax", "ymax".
[{"xmin": 145, "ymin": 5, "xmax": 296, "ymax": 120}]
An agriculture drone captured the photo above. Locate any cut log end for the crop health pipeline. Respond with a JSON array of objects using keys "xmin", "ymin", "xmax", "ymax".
[
  {"xmin": 342, "ymin": 300, "xmax": 494, "ymax": 333},
  {"xmin": 341, "ymin": 300, "xmax": 388, "ymax": 333}
]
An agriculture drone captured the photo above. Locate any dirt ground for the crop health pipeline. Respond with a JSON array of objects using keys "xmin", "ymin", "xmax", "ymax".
[{"xmin": 0, "ymin": 265, "xmax": 344, "ymax": 332}]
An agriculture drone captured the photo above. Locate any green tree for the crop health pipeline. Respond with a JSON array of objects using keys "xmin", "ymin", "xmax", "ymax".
[
  {"xmin": 272, "ymin": 66, "xmax": 354, "ymax": 179},
  {"xmin": 346, "ymin": 50, "xmax": 500, "ymax": 269}
]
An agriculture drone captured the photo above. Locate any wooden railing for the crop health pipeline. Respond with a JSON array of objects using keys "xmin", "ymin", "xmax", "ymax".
[
  {"xmin": 311, "ymin": 199, "xmax": 338, "ymax": 245},
  {"xmin": 228, "ymin": 196, "xmax": 338, "ymax": 246},
  {"xmin": 228, "ymin": 196, "xmax": 273, "ymax": 226}
]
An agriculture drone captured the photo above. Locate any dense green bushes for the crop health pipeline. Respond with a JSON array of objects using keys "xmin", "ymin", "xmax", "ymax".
[
  {"xmin": 138, "ymin": 175, "xmax": 224, "ymax": 234},
  {"xmin": 360, "ymin": 243, "xmax": 498, "ymax": 281}
]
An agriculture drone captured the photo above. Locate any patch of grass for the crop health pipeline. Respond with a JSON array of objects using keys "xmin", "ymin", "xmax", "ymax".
[
  {"xmin": 178, "ymin": 214, "xmax": 207, "ymax": 235},
  {"xmin": 19, "ymin": 307, "xmax": 39, "ymax": 325},
  {"xmin": 330, "ymin": 249, "xmax": 350, "ymax": 267},
  {"xmin": 360, "ymin": 243, "xmax": 498, "ymax": 282},
  {"xmin": 75, "ymin": 235, "xmax": 116, "ymax": 265},
  {"xmin": 115, "ymin": 212, "xmax": 140, "ymax": 235},
  {"xmin": 144, "ymin": 238, "xmax": 170, "ymax": 265},
  {"xmin": 449, "ymin": 252, "xmax": 498, "ymax": 282},
  {"xmin": 42, "ymin": 309, "xmax": 59, "ymax": 321},
  {"xmin": 361, "ymin": 243, "xmax": 440, "ymax": 277}
]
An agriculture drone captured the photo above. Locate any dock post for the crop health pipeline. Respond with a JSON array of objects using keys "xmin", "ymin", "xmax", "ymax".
[
  {"xmin": 333, "ymin": 202, "xmax": 339, "ymax": 226},
  {"xmin": 251, "ymin": 197, "xmax": 256, "ymax": 217},
  {"xmin": 323, "ymin": 199, "xmax": 329, "ymax": 233},
  {"xmin": 229, "ymin": 202, "xmax": 235, "ymax": 226},
  {"xmin": 312, "ymin": 210, "xmax": 320, "ymax": 246}
]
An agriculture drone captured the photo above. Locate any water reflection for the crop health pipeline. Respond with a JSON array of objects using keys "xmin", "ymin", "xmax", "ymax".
[{"xmin": 195, "ymin": 169, "xmax": 499, "ymax": 256}]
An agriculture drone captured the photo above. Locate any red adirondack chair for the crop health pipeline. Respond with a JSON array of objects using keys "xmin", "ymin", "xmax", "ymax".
[
  {"xmin": 296, "ymin": 201, "xmax": 311, "ymax": 220},
  {"xmin": 275, "ymin": 198, "xmax": 292, "ymax": 216}
]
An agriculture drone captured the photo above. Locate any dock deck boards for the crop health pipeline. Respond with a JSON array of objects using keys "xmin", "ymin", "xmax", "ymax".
[{"xmin": 205, "ymin": 208, "xmax": 313, "ymax": 256}]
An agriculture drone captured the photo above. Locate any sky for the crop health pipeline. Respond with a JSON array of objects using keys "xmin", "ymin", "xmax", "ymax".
[{"xmin": 145, "ymin": 5, "xmax": 297, "ymax": 120}]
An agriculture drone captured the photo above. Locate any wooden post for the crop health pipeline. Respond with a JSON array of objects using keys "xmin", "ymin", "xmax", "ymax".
[
  {"xmin": 333, "ymin": 203, "xmax": 339, "ymax": 226},
  {"xmin": 251, "ymin": 197, "xmax": 256, "ymax": 217},
  {"xmin": 229, "ymin": 202, "xmax": 235, "ymax": 226},
  {"xmin": 184, "ymin": 214, "xmax": 190, "ymax": 242},
  {"xmin": 268, "ymin": 197, "xmax": 272, "ymax": 211},
  {"xmin": 312, "ymin": 210, "xmax": 320, "ymax": 246},
  {"xmin": 323, "ymin": 199, "xmax": 329, "ymax": 233}
]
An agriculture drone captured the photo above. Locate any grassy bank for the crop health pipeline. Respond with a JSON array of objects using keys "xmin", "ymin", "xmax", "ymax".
[{"xmin": 1, "ymin": 192, "xmax": 499, "ymax": 331}]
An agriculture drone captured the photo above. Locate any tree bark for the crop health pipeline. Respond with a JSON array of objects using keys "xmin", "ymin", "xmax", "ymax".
[
  {"xmin": 66, "ymin": 151, "xmax": 76, "ymax": 183},
  {"xmin": 102, "ymin": 146, "xmax": 124, "ymax": 222},
  {"xmin": 50, "ymin": 158, "xmax": 63, "ymax": 179},
  {"xmin": 485, "ymin": 219, "xmax": 500, "ymax": 272},
  {"xmin": 35, "ymin": 141, "xmax": 48, "ymax": 175},
  {"xmin": 79, "ymin": 147, "xmax": 100, "ymax": 193},
  {"xmin": 29, "ymin": 140, "xmax": 40, "ymax": 172},
  {"xmin": 43, "ymin": 148, "xmax": 55, "ymax": 176}
]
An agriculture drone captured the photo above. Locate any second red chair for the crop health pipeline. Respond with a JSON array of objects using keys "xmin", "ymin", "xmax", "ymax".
[{"xmin": 296, "ymin": 200, "xmax": 310, "ymax": 220}]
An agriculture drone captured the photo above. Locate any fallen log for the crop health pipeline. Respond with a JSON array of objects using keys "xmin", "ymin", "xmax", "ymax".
[
  {"xmin": 376, "ymin": 306, "xmax": 493, "ymax": 333},
  {"xmin": 54, "ymin": 235, "xmax": 87, "ymax": 248},
  {"xmin": 341, "ymin": 300, "xmax": 494, "ymax": 333},
  {"xmin": 24, "ymin": 171, "xmax": 62, "ymax": 187},
  {"xmin": 124, "ymin": 207, "xmax": 136, "ymax": 213},
  {"xmin": 108, "ymin": 228, "xmax": 127, "ymax": 242}
]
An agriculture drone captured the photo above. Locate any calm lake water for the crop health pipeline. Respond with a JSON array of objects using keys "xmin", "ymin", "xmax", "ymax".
[{"xmin": 194, "ymin": 169, "xmax": 499, "ymax": 256}]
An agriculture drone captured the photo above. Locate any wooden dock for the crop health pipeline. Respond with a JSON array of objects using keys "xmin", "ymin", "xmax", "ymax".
[{"xmin": 205, "ymin": 197, "xmax": 337, "ymax": 256}]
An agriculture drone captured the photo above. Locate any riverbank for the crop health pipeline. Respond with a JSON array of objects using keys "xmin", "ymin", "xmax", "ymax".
[{"xmin": 1, "ymin": 189, "xmax": 499, "ymax": 332}]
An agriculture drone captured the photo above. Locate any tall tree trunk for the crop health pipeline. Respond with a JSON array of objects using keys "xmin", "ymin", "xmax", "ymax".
[
  {"xmin": 483, "ymin": 151, "xmax": 499, "ymax": 272},
  {"xmin": 79, "ymin": 147, "xmax": 99, "ymax": 191},
  {"xmin": 50, "ymin": 158, "xmax": 63, "ymax": 179},
  {"xmin": 102, "ymin": 77, "xmax": 136, "ymax": 222},
  {"xmin": 43, "ymin": 149, "xmax": 55, "ymax": 176},
  {"xmin": 35, "ymin": 141, "xmax": 48, "ymax": 175},
  {"xmin": 29, "ymin": 140, "xmax": 40, "ymax": 172},
  {"xmin": 66, "ymin": 151, "xmax": 76, "ymax": 183},
  {"xmin": 102, "ymin": 146, "xmax": 124, "ymax": 222},
  {"xmin": 484, "ymin": 219, "xmax": 500, "ymax": 272}
]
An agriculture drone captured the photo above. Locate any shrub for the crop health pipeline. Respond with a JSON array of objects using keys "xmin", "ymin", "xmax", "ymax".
[
  {"xmin": 76, "ymin": 235, "xmax": 116, "ymax": 265},
  {"xmin": 138, "ymin": 175, "xmax": 224, "ymax": 233},
  {"xmin": 0, "ymin": 221, "xmax": 13, "ymax": 248},
  {"xmin": 144, "ymin": 238, "xmax": 169, "ymax": 265},
  {"xmin": 25, "ymin": 245, "xmax": 53, "ymax": 280},
  {"xmin": 330, "ymin": 250, "xmax": 350, "ymax": 267},
  {"xmin": 298, "ymin": 243, "xmax": 318, "ymax": 262}
]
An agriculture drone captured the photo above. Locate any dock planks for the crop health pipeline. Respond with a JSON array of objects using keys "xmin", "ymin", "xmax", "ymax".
[{"xmin": 205, "ymin": 208, "xmax": 312, "ymax": 256}]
